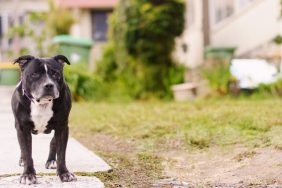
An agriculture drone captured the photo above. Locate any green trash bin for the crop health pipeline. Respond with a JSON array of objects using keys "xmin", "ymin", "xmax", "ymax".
[
  {"xmin": 204, "ymin": 47, "xmax": 236, "ymax": 60},
  {"xmin": 0, "ymin": 63, "xmax": 20, "ymax": 86},
  {"xmin": 53, "ymin": 35, "xmax": 93, "ymax": 64}
]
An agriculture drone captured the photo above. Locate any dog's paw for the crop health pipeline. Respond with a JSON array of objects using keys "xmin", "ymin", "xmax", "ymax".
[
  {"xmin": 58, "ymin": 172, "xmax": 77, "ymax": 182},
  {"xmin": 19, "ymin": 158, "xmax": 24, "ymax": 167},
  {"xmin": 19, "ymin": 173, "xmax": 37, "ymax": 185},
  {"xmin": 45, "ymin": 160, "xmax": 57, "ymax": 169}
]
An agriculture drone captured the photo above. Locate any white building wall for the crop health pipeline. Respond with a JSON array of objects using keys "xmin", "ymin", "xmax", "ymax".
[
  {"xmin": 175, "ymin": 0, "xmax": 204, "ymax": 68},
  {"xmin": 70, "ymin": 9, "xmax": 92, "ymax": 40},
  {"xmin": 0, "ymin": 0, "xmax": 48, "ymax": 12},
  {"xmin": 210, "ymin": 0, "xmax": 281, "ymax": 56}
]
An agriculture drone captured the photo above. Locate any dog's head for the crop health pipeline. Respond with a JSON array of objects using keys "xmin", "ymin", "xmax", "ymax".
[{"xmin": 14, "ymin": 55, "xmax": 70, "ymax": 104}]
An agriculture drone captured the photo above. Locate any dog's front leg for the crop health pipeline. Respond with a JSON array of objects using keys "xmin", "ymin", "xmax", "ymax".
[
  {"xmin": 16, "ymin": 127, "xmax": 37, "ymax": 185},
  {"xmin": 45, "ymin": 136, "xmax": 57, "ymax": 169},
  {"xmin": 55, "ymin": 126, "xmax": 76, "ymax": 182}
]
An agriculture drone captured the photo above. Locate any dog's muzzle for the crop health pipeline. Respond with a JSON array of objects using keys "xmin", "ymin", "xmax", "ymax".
[{"xmin": 34, "ymin": 83, "xmax": 59, "ymax": 104}]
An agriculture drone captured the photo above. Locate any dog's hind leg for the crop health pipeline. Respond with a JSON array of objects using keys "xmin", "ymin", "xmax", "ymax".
[{"xmin": 45, "ymin": 136, "xmax": 57, "ymax": 169}]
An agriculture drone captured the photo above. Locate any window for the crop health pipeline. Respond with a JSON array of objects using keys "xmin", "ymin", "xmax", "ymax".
[
  {"xmin": 91, "ymin": 10, "xmax": 111, "ymax": 42},
  {"xmin": 211, "ymin": 0, "xmax": 257, "ymax": 26},
  {"xmin": 238, "ymin": 0, "xmax": 255, "ymax": 8}
]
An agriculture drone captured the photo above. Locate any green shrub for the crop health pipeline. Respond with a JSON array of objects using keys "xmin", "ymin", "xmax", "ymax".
[
  {"xmin": 200, "ymin": 56, "xmax": 282, "ymax": 98},
  {"xmin": 272, "ymin": 1, "xmax": 282, "ymax": 45},
  {"xmin": 96, "ymin": 43, "xmax": 118, "ymax": 82},
  {"xmin": 273, "ymin": 35, "xmax": 282, "ymax": 45},
  {"xmin": 46, "ymin": 0, "xmax": 75, "ymax": 35},
  {"xmin": 201, "ymin": 59, "xmax": 231, "ymax": 95},
  {"xmin": 96, "ymin": 0, "xmax": 185, "ymax": 100},
  {"xmin": 256, "ymin": 79, "xmax": 282, "ymax": 97},
  {"xmin": 64, "ymin": 64, "xmax": 107, "ymax": 101}
]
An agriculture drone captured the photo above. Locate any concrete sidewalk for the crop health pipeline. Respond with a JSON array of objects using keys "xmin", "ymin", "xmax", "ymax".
[{"xmin": 0, "ymin": 86, "xmax": 111, "ymax": 187}]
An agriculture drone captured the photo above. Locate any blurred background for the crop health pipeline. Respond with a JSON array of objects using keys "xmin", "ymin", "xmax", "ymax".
[
  {"xmin": 0, "ymin": 0, "xmax": 281, "ymax": 101},
  {"xmin": 1, "ymin": 0, "xmax": 282, "ymax": 187}
]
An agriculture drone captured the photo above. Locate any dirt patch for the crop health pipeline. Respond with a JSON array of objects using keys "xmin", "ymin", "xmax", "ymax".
[
  {"xmin": 161, "ymin": 146, "xmax": 282, "ymax": 187},
  {"xmin": 71, "ymin": 129, "xmax": 282, "ymax": 187},
  {"xmin": 233, "ymin": 150, "xmax": 257, "ymax": 162},
  {"xmin": 73, "ymin": 132, "xmax": 137, "ymax": 154},
  {"xmin": 71, "ymin": 132, "xmax": 163, "ymax": 187}
]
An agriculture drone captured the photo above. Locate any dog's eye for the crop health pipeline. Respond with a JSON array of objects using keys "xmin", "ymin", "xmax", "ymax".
[
  {"xmin": 31, "ymin": 73, "xmax": 40, "ymax": 78},
  {"xmin": 51, "ymin": 71, "xmax": 60, "ymax": 79}
]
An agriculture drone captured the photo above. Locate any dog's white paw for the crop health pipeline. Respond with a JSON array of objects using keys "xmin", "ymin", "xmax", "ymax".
[
  {"xmin": 45, "ymin": 160, "xmax": 57, "ymax": 169},
  {"xmin": 19, "ymin": 174, "xmax": 37, "ymax": 185},
  {"xmin": 59, "ymin": 172, "xmax": 77, "ymax": 182},
  {"xmin": 19, "ymin": 158, "xmax": 24, "ymax": 167}
]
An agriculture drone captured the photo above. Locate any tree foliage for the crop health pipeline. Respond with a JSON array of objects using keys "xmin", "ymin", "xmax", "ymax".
[
  {"xmin": 274, "ymin": 0, "xmax": 282, "ymax": 45},
  {"xmin": 6, "ymin": 0, "xmax": 74, "ymax": 57},
  {"xmin": 97, "ymin": 0, "xmax": 185, "ymax": 99},
  {"xmin": 46, "ymin": 0, "xmax": 75, "ymax": 36}
]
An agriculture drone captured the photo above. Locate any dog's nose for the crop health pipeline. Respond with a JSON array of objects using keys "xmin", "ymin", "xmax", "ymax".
[{"xmin": 45, "ymin": 83, "xmax": 54, "ymax": 90}]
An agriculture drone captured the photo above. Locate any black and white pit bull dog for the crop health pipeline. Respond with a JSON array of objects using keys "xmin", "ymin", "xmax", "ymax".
[{"xmin": 11, "ymin": 55, "xmax": 77, "ymax": 184}]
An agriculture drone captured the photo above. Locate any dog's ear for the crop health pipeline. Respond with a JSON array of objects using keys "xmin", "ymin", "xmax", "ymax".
[
  {"xmin": 53, "ymin": 55, "xmax": 70, "ymax": 65},
  {"xmin": 14, "ymin": 55, "xmax": 35, "ymax": 70}
]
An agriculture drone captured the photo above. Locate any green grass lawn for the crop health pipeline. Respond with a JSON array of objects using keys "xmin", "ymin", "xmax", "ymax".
[{"xmin": 69, "ymin": 99, "xmax": 282, "ymax": 187}]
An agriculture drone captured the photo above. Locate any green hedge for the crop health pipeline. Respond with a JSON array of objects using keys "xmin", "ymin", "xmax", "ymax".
[
  {"xmin": 96, "ymin": 0, "xmax": 186, "ymax": 100},
  {"xmin": 64, "ymin": 64, "xmax": 107, "ymax": 101}
]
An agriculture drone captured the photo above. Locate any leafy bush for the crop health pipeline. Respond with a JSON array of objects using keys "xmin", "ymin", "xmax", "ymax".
[
  {"xmin": 272, "ymin": 1, "xmax": 282, "ymax": 45},
  {"xmin": 201, "ymin": 59, "xmax": 231, "ymax": 95},
  {"xmin": 256, "ymin": 79, "xmax": 282, "ymax": 97},
  {"xmin": 96, "ymin": 0, "xmax": 185, "ymax": 100},
  {"xmin": 96, "ymin": 43, "xmax": 118, "ymax": 82},
  {"xmin": 46, "ymin": 0, "xmax": 75, "ymax": 35},
  {"xmin": 273, "ymin": 35, "xmax": 282, "ymax": 45},
  {"xmin": 64, "ymin": 64, "xmax": 107, "ymax": 101},
  {"xmin": 200, "ymin": 56, "xmax": 282, "ymax": 98}
]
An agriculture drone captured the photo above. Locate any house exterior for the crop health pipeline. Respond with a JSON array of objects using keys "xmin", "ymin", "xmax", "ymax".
[
  {"xmin": 0, "ymin": 0, "xmax": 118, "ymax": 61},
  {"xmin": 58, "ymin": 0, "xmax": 118, "ymax": 42},
  {"xmin": 175, "ymin": 0, "xmax": 282, "ymax": 68},
  {"xmin": 0, "ymin": 0, "xmax": 49, "ymax": 60},
  {"xmin": 58, "ymin": 0, "xmax": 118, "ymax": 68}
]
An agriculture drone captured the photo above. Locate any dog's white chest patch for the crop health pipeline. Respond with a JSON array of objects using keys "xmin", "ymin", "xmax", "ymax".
[{"xmin": 30, "ymin": 101, "xmax": 53, "ymax": 133}]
